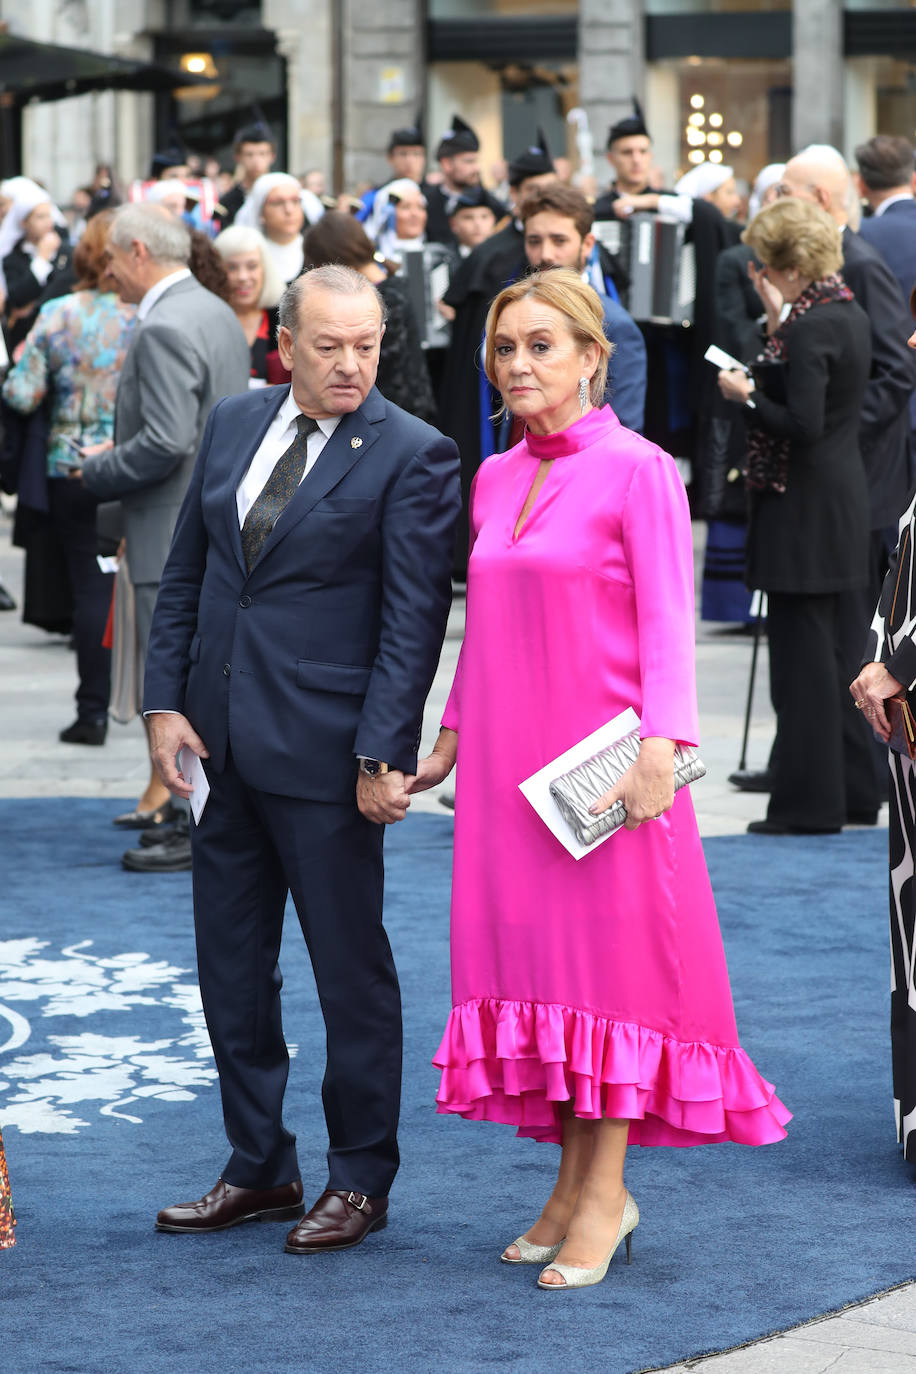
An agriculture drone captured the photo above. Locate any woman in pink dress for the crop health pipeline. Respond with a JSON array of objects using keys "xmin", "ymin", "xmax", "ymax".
[{"xmin": 411, "ymin": 269, "xmax": 790, "ymax": 1291}]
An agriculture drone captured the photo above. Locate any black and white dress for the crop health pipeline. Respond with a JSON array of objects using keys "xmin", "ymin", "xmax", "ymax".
[{"xmin": 865, "ymin": 484, "xmax": 916, "ymax": 1160}]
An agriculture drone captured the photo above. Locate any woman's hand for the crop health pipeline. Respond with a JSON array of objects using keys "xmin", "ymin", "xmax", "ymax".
[
  {"xmin": 717, "ymin": 368, "xmax": 753, "ymax": 405},
  {"xmin": 850, "ymin": 662, "xmax": 905, "ymax": 743},
  {"xmin": 407, "ymin": 727, "xmax": 458, "ymax": 794},
  {"xmin": 589, "ymin": 736, "xmax": 676, "ymax": 831},
  {"xmin": 747, "ymin": 261, "xmax": 783, "ymax": 331}
]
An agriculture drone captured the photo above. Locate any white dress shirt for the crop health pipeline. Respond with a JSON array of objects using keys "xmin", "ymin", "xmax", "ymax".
[
  {"xmin": 137, "ymin": 267, "xmax": 192, "ymax": 321},
  {"xmin": 236, "ymin": 389, "xmax": 341, "ymax": 527},
  {"xmin": 874, "ymin": 192, "xmax": 915, "ymax": 218}
]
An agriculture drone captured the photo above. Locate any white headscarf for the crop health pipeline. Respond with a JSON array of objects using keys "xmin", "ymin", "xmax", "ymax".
[
  {"xmin": 234, "ymin": 173, "xmax": 324, "ymax": 234},
  {"xmin": 674, "ymin": 164, "xmax": 735, "ymax": 199},
  {"xmin": 370, "ymin": 178, "xmax": 426, "ymax": 259},
  {"xmin": 0, "ymin": 177, "xmax": 64, "ymax": 262},
  {"xmin": 748, "ymin": 163, "xmax": 785, "ymax": 221}
]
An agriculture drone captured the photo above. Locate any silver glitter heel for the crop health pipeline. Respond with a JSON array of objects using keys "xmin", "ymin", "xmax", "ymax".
[
  {"xmin": 500, "ymin": 1234, "xmax": 564, "ymax": 1265},
  {"xmin": 537, "ymin": 1191, "xmax": 639, "ymax": 1291}
]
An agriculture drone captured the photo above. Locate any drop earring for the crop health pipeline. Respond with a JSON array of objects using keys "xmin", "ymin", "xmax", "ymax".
[{"xmin": 578, "ymin": 376, "xmax": 589, "ymax": 414}]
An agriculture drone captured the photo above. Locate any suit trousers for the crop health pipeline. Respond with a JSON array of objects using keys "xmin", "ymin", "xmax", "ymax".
[
  {"xmin": 46, "ymin": 478, "xmax": 112, "ymax": 722},
  {"xmin": 189, "ymin": 749, "xmax": 402, "ymax": 1197},
  {"xmin": 765, "ymin": 588, "xmax": 883, "ymax": 829}
]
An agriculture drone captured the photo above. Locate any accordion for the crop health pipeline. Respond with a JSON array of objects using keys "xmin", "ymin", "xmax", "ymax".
[
  {"xmin": 593, "ymin": 213, "xmax": 696, "ymax": 328},
  {"xmin": 396, "ymin": 243, "xmax": 453, "ymax": 350}
]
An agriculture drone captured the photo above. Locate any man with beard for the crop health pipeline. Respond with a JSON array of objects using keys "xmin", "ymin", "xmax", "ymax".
[{"xmin": 424, "ymin": 116, "xmax": 506, "ymax": 246}]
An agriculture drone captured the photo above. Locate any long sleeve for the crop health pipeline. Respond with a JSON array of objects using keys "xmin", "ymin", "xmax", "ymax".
[
  {"xmin": 747, "ymin": 313, "xmax": 834, "ymax": 445},
  {"xmin": 602, "ymin": 299, "xmax": 647, "ymax": 433},
  {"xmin": 82, "ymin": 322, "xmax": 206, "ymax": 500},
  {"xmin": 354, "ymin": 432, "xmax": 461, "ymax": 772},
  {"xmin": 1, "ymin": 311, "xmax": 49, "ymax": 413},
  {"xmin": 844, "ymin": 239, "xmax": 916, "ymax": 436},
  {"xmin": 622, "ymin": 450, "xmax": 699, "ymax": 745}
]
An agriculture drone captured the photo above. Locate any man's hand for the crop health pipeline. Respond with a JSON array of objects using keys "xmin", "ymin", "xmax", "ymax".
[
  {"xmin": 850, "ymin": 661, "xmax": 904, "ymax": 743},
  {"xmin": 147, "ymin": 711, "xmax": 210, "ymax": 799},
  {"xmin": 356, "ymin": 768, "xmax": 413, "ymax": 824},
  {"xmin": 80, "ymin": 439, "xmax": 114, "ymax": 460}
]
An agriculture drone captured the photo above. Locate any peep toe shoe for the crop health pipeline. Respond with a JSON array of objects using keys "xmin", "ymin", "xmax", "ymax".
[
  {"xmin": 500, "ymin": 1234, "xmax": 564, "ymax": 1265},
  {"xmin": 537, "ymin": 1191, "xmax": 639, "ymax": 1291}
]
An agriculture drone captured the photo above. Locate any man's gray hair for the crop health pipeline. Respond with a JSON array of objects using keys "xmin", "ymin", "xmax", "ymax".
[
  {"xmin": 109, "ymin": 202, "xmax": 191, "ymax": 265},
  {"xmin": 278, "ymin": 264, "xmax": 387, "ymax": 338}
]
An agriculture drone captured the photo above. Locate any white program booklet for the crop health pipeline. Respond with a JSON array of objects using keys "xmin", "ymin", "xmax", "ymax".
[
  {"xmin": 178, "ymin": 747, "xmax": 211, "ymax": 825},
  {"xmin": 518, "ymin": 707, "xmax": 640, "ymax": 861}
]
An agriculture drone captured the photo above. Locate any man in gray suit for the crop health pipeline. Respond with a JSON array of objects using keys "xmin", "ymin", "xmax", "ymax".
[{"xmin": 77, "ymin": 203, "xmax": 250, "ymax": 869}]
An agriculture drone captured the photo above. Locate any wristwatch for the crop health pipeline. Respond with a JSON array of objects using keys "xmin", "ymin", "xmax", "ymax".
[{"xmin": 358, "ymin": 757, "xmax": 388, "ymax": 777}]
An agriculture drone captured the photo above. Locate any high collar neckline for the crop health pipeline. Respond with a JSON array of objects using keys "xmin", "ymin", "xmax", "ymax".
[{"xmin": 523, "ymin": 406, "xmax": 617, "ymax": 459}]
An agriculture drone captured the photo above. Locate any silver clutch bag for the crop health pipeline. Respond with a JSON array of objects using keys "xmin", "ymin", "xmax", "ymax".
[{"xmin": 548, "ymin": 725, "xmax": 705, "ymax": 847}]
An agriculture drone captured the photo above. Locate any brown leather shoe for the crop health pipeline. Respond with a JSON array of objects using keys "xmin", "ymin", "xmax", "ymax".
[
  {"xmin": 284, "ymin": 1189, "xmax": 388, "ymax": 1253},
  {"xmin": 155, "ymin": 1178, "xmax": 304, "ymax": 1233}
]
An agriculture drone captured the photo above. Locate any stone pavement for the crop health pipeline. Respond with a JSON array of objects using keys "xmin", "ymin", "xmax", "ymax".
[{"xmin": 1, "ymin": 503, "xmax": 913, "ymax": 1370}]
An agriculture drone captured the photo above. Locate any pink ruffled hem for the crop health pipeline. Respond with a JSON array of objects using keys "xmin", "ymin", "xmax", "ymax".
[{"xmin": 433, "ymin": 998, "xmax": 792, "ymax": 1147}]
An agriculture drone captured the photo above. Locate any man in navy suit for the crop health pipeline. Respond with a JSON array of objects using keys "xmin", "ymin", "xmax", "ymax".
[
  {"xmin": 856, "ymin": 135, "xmax": 916, "ymax": 450},
  {"xmin": 143, "ymin": 265, "xmax": 460, "ymax": 1252}
]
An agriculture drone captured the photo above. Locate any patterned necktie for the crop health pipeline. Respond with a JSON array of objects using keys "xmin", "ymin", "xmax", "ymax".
[{"xmin": 241, "ymin": 413, "xmax": 319, "ymax": 572}]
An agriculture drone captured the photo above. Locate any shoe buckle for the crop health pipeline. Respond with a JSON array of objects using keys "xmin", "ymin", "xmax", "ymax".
[{"xmin": 346, "ymin": 1191, "xmax": 369, "ymax": 1212}]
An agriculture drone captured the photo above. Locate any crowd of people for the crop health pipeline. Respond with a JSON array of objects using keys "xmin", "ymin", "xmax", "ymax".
[{"xmin": 4, "ymin": 103, "xmax": 916, "ymax": 1271}]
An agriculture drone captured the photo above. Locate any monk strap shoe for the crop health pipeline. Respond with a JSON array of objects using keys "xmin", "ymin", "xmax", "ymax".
[{"xmin": 284, "ymin": 1188, "xmax": 388, "ymax": 1253}]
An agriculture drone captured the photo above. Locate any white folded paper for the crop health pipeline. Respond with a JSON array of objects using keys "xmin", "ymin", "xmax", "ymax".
[
  {"xmin": 178, "ymin": 746, "xmax": 210, "ymax": 825},
  {"xmin": 518, "ymin": 707, "xmax": 640, "ymax": 861}
]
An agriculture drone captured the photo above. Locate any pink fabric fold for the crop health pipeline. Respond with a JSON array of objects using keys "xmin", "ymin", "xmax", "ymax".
[{"xmin": 434, "ymin": 998, "xmax": 792, "ymax": 1147}]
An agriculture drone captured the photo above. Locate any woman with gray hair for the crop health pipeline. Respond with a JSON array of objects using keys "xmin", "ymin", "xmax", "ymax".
[{"xmin": 213, "ymin": 224, "xmax": 285, "ymax": 385}]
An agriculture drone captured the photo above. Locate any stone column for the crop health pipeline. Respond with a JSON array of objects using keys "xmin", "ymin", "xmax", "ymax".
[
  {"xmin": 344, "ymin": 0, "xmax": 425, "ymax": 191},
  {"xmin": 265, "ymin": 0, "xmax": 333, "ymax": 181},
  {"xmin": 578, "ymin": 0, "xmax": 645, "ymax": 181},
  {"xmin": 792, "ymin": 0, "xmax": 844, "ymax": 153}
]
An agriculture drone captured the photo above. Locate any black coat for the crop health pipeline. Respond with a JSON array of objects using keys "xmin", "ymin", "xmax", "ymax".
[
  {"xmin": 746, "ymin": 298, "xmax": 872, "ymax": 594},
  {"xmin": 841, "ymin": 227, "xmax": 916, "ymax": 530},
  {"xmin": 858, "ymin": 197, "xmax": 916, "ymax": 429},
  {"xmin": 714, "ymin": 242, "xmax": 764, "ymax": 364},
  {"xmin": 3, "ymin": 237, "xmax": 74, "ymax": 350}
]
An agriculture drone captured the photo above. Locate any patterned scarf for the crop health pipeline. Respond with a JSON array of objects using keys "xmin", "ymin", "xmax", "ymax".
[{"xmin": 745, "ymin": 273, "xmax": 854, "ymax": 495}]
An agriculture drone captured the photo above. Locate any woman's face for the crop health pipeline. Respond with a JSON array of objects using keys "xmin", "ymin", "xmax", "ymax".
[
  {"xmin": 261, "ymin": 185, "xmax": 304, "ymax": 243},
  {"xmin": 24, "ymin": 202, "xmax": 54, "ymax": 242},
  {"xmin": 393, "ymin": 191, "xmax": 427, "ymax": 241},
  {"xmin": 225, "ymin": 250, "xmax": 264, "ymax": 310},
  {"xmin": 707, "ymin": 176, "xmax": 741, "ymax": 220},
  {"xmin": 491, "ymin": 297, "xmax": 598, "ymax": 432}
]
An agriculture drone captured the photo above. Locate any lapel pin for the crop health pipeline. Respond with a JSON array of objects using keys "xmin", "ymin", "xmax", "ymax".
[{"xmin": 350, "ymin": 436, "xmax": 363, "ymax": 449}]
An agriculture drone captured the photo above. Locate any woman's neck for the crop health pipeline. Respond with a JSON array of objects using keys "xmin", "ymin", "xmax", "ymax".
[{"xmin": 526, "ymin": 399, "xmax": 591, "ymax": 436}]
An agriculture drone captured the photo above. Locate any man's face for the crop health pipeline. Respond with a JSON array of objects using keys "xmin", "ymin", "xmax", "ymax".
[
  {"xmin": 277, "ymin": 287, "xmax": 384, "ymax": 418},
  {"xmin": 607, "ymin": 135, "xmax": 652, "ymax": 191},
  {"xmin": 105, "ymin": 237, "xmax": 150, "ymax": 304},
  {"xmin": 524, "ymin": 211, "xmax": 592, "ymax": 273},
  {"xmin": 237, "ymin": 140, "xmax": 275, "ymax": 184},
  {"xmin": 388, "ymin": 145, "xmax": 426, "ymax": 182},
  {"xmin": 775, "ymin": 162, "xmax": 818, "ymax": 205},
  {"xmin": 440, "ymin": 151, "xmax": 480, "ymax": 189},
  {"xmin": 449, "ymin": 204, "xmax": 496, "ymax": 248}
]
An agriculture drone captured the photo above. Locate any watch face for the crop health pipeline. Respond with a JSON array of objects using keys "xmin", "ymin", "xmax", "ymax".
[{"xmin": 362, "ymin": 758, "xmax": 381, "ymax": 776}]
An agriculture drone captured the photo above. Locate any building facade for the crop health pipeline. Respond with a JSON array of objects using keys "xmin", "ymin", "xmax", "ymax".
[{"xmin": 4, "ymin": 1, "xmax": 916, "ymax": 205}]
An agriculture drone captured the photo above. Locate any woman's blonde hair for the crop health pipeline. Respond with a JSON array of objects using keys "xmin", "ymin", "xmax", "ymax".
[
  {"xmin": 483, "ymin": 268, "xmax": 612, "ymax": 409},
  {"xmin": 213, "ymin": 225, "xmax": 284, "ymax": 309},
  {"xmin": 742, "ymin": 197, "xmax": 843, "ymax": 281}
]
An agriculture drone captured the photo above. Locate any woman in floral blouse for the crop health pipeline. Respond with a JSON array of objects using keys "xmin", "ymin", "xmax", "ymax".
[
  {"xmin": 0, "ymin": 1127, "xmax": 14, "ymax": 1248},
  {"xmin": 3, "ymin": 209, "xmax": 136, "ymax": 746}
]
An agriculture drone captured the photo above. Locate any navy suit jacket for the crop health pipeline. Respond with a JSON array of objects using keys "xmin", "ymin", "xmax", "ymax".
[
  {"xmin": 859, "ymin": 199, "xmax": 916, "ymax": 430},
  {"xmin": 143, "ymin": 384, "xmax": 461, "ymax": 802}
]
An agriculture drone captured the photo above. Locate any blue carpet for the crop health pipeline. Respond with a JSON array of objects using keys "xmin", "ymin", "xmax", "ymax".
[{"xmin": 0, "ymin": 800, "xmax": 912, "ymax": 1374}]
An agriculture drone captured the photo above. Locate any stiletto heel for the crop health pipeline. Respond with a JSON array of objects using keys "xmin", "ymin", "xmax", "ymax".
[
  {"xmin": 501, "ymin": 1234, "xmax": 564, "ymax": 1264},
  {"xmin": 537, "ymin": 1191, "xmax": 639, "ymax": 1291}
]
